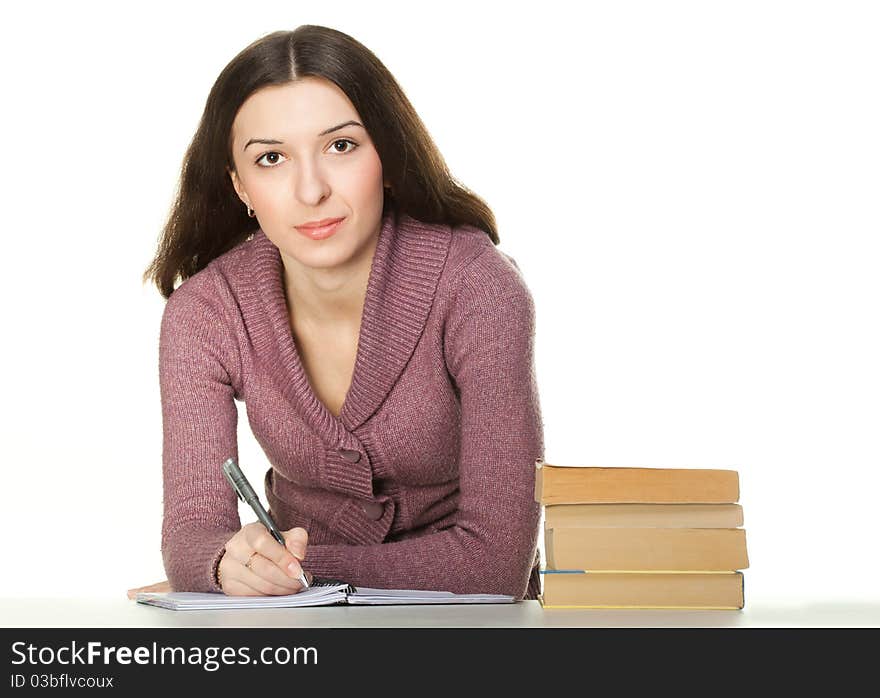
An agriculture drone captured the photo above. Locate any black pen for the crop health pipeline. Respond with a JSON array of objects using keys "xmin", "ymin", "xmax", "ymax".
[{"xmin": 221, "ymin": 457, "xmax": 310, "ymax": 589}]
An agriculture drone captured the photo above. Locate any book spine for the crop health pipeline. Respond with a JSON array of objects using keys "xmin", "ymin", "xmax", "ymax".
[{"xmin": 545, "ymin": 527, "xmax": 750, "ymax": 571}]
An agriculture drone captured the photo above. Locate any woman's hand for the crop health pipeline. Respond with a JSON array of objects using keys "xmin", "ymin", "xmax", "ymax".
[
  {"xmin": 127, "ymin": 580, "xmax": 171, "ymax": 600},
  {"xmin": 217, "ymin": 523, "xmax": 313, "ymax": 596}
]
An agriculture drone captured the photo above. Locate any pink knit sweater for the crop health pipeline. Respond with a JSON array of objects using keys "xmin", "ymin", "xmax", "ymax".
[{"xmin": 159, "ymin": 208, "xmax": 544, "ymax": 599}]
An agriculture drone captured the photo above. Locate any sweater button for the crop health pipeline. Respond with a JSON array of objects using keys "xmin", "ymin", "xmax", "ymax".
[
  {"xmin": 339, "ymin": 448, "xmax": 361, "ymax": 463},
  {"xmin": 361, "ymin": 501, "xmax": 384, "ymax": 520}
]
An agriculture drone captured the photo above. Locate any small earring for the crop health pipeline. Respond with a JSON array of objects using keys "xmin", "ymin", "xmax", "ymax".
[{"xmin": 247, "ymin": 205, "xmax": 255, "ymax": 218}]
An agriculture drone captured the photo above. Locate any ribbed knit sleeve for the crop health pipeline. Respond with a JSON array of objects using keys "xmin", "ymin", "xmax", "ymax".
[
  {"xmin": 159, "ymin": 273, "xmax": 242, "ymax": 593},
  {"xmin": 301, "ymin": 247, "xmax": 544, "ymax": 598}
]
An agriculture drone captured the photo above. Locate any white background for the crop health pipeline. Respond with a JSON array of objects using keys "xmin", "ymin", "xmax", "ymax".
[{"xmin": 0, "ymin": 1, "xmax": 877, "ymax": 606}]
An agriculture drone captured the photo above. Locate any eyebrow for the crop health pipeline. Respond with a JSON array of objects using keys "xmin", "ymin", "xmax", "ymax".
[{"xmin": 243, "ymin": 120, "xmax": 364, "ymax": 151}]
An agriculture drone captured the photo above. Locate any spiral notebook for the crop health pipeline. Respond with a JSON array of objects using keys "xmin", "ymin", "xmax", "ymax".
[{"xmin": 135, "ymin": 579, "xmax": 516, "ymax": 610}]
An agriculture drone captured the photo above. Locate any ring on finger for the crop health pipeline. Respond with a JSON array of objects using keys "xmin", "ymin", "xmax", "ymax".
[{"xmin": 244, "ymin": 551, "xmax": 259, "ymax": 570}]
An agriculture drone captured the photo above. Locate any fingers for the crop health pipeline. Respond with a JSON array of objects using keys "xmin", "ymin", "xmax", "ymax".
[
  {"xmin": 220, "ymin": 522, "xmax": 309, "ymax": 596},
  {"xmin": 218, "ymin": 574, "xmax": 265, "ymax": 597},
  {"xmin": 224, "ymin": 570, "xmax": 312, "ymax": 596},
  {"xmin": 223, "ymin": 580, "xmax": 262, "ymax": 596},
  {"xmin": 246, "ymin": 524, "xmax": 308, "ymax": 582},
  {"xmin": 220, "ymin": 549, "xmax": 302, "ymax": 596},
  {"xmin": 240, "ymin": 553, "xmax": 307, "ymax": 595},
  {"xmin": 127, "ymin": 580, "xmax": 172, "ymax": 600},
  {"xmin": 284, "ymin": 527, "xmax": 309, "ymax": 562}
]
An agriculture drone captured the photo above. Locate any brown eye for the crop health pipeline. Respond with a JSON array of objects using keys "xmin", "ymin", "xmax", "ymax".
[
  {"xmin": 255, "ymin": 151, "xmax": 286, "ymax": 168},
  {"xmin": 331, "ymin": 139, "xmax": 358, "ymax": 154}
]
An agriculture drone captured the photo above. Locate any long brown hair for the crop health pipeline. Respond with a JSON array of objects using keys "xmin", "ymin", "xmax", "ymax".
[{"xmin": 142, "ymin": 25, "xmax": 498, "ymax": 299}]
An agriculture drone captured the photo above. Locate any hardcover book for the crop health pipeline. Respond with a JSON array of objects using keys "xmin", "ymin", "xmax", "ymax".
[
  {"xmin": 544, "ymin": 527, "xmax": 750, "ymax": 571},
  {"xmin": 535, "ymin": 462, "xmax": 740, "ymax": 505},
  {"xmin": 540, "ymin": 570, "xmax": 745, "ymax": 609}
]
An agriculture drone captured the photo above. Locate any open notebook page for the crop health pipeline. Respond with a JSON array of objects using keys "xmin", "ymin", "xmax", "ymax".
[
  {"xmin": 135, "ymin": 582, "xmax": 352, "ymax": 610},
  {"xmin": 346, "ymin": 588, "xmax": 515, "ymax": 604},
  {"xmin": 135, "ymin": 581, "xmax": 515, "ymax": 610}
]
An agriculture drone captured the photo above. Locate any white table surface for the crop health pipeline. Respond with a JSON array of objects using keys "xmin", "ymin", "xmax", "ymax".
[{"xmin": 2, "ymin": 597, "xmax": 879, "ymax": 628}]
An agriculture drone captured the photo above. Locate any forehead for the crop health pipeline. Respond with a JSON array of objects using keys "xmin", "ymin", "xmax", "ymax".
[{"xmin": 232, "ymin": 78, "xmax": 359, "ymax": 139}]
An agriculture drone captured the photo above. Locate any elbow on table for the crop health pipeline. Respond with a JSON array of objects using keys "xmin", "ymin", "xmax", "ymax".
[
  {"xmin": 463, "ymin": 559, "xmax": 534, "ymax": 600},
  {"xmin": 160, "ymin": 540, "xmax": 193, "ymax": 593},
  {"xmin": 160, "ymin": 530, "xmax": 216, "ymax": 594},
  {"xmin": 450, "ymin": 509, "xmax": 540, "ymax": 598},
  {"xmin": 453, "ymin": 538, "xmax": 538, "ymax": 599},
  {"xmin": 160, "ymin": 519, "xmax": 237, "ymax": 594}
]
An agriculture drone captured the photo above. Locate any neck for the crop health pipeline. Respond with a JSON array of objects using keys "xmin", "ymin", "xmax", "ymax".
[{"xmin": 280, "ymin": 231, "xmax": 380, "ymax": 328}]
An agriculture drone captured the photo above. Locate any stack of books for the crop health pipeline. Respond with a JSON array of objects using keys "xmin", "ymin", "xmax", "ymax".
[{"xmin": 535, "ymin": 461, "xmax": 749, "ymax": 609}]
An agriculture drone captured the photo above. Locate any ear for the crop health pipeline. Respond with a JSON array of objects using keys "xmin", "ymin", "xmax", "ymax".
[{"xmin": 227, "ymin": 167, "xmax": 250, "ymax": 208}]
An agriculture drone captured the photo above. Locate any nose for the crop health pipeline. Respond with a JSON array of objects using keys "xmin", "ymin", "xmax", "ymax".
[{"xmin": 292, "ymin": 161, "xmax": 331, "ymax": 207}]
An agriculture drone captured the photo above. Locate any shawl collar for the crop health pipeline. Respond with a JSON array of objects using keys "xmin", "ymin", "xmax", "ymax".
[{"xmin": 246, "ymin": 208, "xmax": 451, "ymax": 437}]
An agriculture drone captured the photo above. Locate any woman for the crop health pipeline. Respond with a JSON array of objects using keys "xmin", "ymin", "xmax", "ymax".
[{"xmin": 135, "ymin": 25, "xmax": 544, "ymax": 599}]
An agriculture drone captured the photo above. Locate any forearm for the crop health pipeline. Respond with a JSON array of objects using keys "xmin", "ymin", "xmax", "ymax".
[
  {"xmin": 161, "ymin": 520, "xmax": 240, "ymax": 593},
  {"xmin": 303, "ymin": 503, "xmax": 541, "ymax": 598},
  {"xmin": 158, "ymin": 273, "xmax": 244, "ymax": 594}
]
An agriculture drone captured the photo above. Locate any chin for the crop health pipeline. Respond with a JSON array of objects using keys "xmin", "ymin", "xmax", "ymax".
[{"xmin": 293, "ymin": 238, "xmax": 363, "ymax": 270}]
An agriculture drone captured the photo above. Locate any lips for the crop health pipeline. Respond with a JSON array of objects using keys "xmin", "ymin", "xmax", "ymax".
[
  {"xmin": 297, "ymin": 217, "xmax": 344, "ymax": 229},
  {"xmin": 294, "ymin": 217, "xmax": 345, "ymax": 240}
]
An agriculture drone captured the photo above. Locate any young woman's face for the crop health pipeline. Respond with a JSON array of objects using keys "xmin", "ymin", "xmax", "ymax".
[{"xmin": 228, "ymin": 77, "xmax": 386, "ymax": 271}]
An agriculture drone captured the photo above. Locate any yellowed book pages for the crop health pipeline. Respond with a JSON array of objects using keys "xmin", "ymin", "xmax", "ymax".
[
  {"xmin": 545, "ymin": 527, "xmax": 750, "ymax": 571},
  {"xmin": 540, "ymin": 571, "xmax": 744, "ymax": 609},
  {"xmin": 534, "ymin": 462, "xmax": 740, "ymax": 505},
  {"xmin": 544, "ymin": 503, "xmax": 744, "ymax": 528}
]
